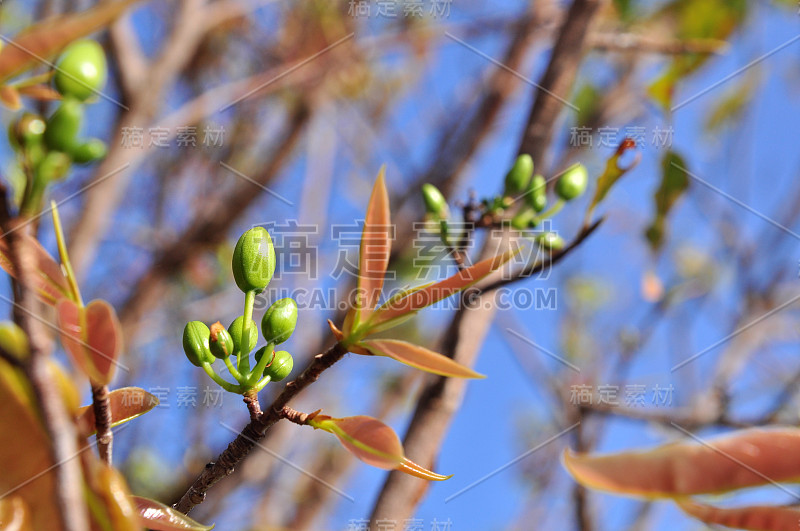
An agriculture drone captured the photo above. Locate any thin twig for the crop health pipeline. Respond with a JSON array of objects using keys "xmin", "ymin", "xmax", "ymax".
[
  {"xmin": 91, "ymin": 384, "xmax": 113, "ymax": 465},
  {"xmin": 174, "ymin": 340, "xmax": 348, "ymax": 514}
]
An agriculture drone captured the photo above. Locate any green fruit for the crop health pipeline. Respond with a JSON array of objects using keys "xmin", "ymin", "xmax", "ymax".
[
  {"xmin": 9, "ymin": 113, "xmax": 46, "ymax": 150},
  {"xmin": 537, "ymin": 232, "xmax": 564, "ymax": 251},
  {"xmin": 71, "ymin": 138, "xmax": 107, "ymax": 164},
  {"xmin": 526, "ymin": 175, "xmax": 547, "ymax": 212},
  {"xmin": 421, "ymin": 184, "xmax": 449, "ymax": 218},
  {"xmin": 0, "ymin": 322, "xmax": 28, "ymax": 360},
  {"xmin": 255, "ymin": 348, "xmax": 293, "ymax": 382},
  {"xmin": 53, "ymin": 40, "xmax": 107, "ymax": 101},
  {"xmin": 228, "ymin": 316, "xmax": 258, "ymax": 356},
  {"xmin": 182, "ymin": 321, "xmax": 214, "ymax": 367},
  {"xmin": 209, "ymin": 321, "xmax": 234, "ymax": 359},
  {"xmin": 44, "ymin": 98, "xmax": 83, "ymax": 153},
  {"xmin": 555, "ymin": 163, "xmax": 588, "ymax": 201},
  {"xmin": 504, "ymin": 154, "xmax": 534, "ymax": 197},
  {"xmin": 232, "ymin": 227, "xmax": 276, "ymax": 293},
  {"xmin": 261, "ymin": 298, "xmax": 298, "ymax": 345}
]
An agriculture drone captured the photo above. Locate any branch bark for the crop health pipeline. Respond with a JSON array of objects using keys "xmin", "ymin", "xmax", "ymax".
[{"xmin": 369, "ymin": 1, "xmax": 604, "ymax": 525}]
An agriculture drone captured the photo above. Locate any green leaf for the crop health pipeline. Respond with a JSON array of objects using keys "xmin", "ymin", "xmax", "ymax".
[{"xmin": 644, "ymin": 150, "xmax": 689, "ymax": 252}]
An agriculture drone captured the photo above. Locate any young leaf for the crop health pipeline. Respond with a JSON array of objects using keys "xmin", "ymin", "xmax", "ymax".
[
  {"xmin": 75, "ymin": 387, "xmax": 159, "ymax": 437},
  {"xmin": 132, "ymin": 496, "xmax": 213, "ymax": 531},
  {"xmin": 0, "ymin": 235, "xmax": 71, "ymax": 305},
  {"xmin": 0, "ymin": 0, "xmax": 143, "ymax": 84},
  {"xmin": 355, "ymin": 166, "xmax": 392, "ymax": 324},
  {"xmin": 368, "ymin": 247, "xmax": 519, "ymax": 329},
  {"xmin": 57, "ymin": 299, "xmax": 123, "ymax": 385},
  {"xmin": 310, "ymin": 414, "xmax": 451, "ymax": 480},
  {"xmin": 359, "ymin": 339, "xmax": 485, "ymax": 379},
  {"xmin": 676, "ymin": 499, "xmax": 800, "ymax": 531},
  {"xmin": 563, "ymin": 427, "xmax": 800, "ymax": 498},
  {"xmin": 0, "ymin": 86, "xmax": 21, "ymax": 109},
  {"xmin": 0, "ymin": 496, "xmax": 32, "ymax": 531},
  {"xmin": 584, "ymin": 138, "xmax": 640, "ymax": 222},
  {"xmin": 644, "ymin": 150, "xmax": 690, "ymax": 252}
]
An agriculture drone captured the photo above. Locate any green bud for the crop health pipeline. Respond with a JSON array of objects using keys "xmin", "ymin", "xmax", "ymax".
[
  {"xmin": 44, "ymin": 97, "xmax": 83, "ymax": 153},
  {"xmin": 526, "ymin": 175, "xmax": 547, "ymax": 212},
  {"xmin": 232, "ymin": 227, "xmax": 276, "ymax": 293},
  {"xmin": 9, "ymin": 113, "xmax": 46, "ymax": 150},
  {"xmin": 255, "ymin": 347, "xmax": 294, "ymax": 382},
  {"xmin": 182, "ymin": 321, "xmax": 214, "ymax": 367},
  {"xmin": 555, "ymin": 163, "xmax": 588, "ymax": 201},
  {"xmin": 421, "ymin": 184, "xmax": 449, "ymax": 218},
  {"xmin": 228, "ymin": 316, "xmax": 258, "ymax": 356},
  {"xmin": 209, "ymin": 321, "xmax": 234, "ymax": 359},
  {"xmin": 53, "ymin": 40, "xmax": 108, "ymax": 101},
  {"xmin": 261, "ymin": 298, "xmax": 298, "ymax": 345},
  {"xmin": 536, "ymin": 232, "xmax": 564, "ymax": 251},
  {"xmin": 511, "ymin": 209, "xmax": 535, "ymax": 231},
  {"xmin": 0, "ymin": 322, "xmax": 29, "ymax": 360},
  {"xmin": 36, "ymin": 151, "xmax": 72, "ymax": 182},
  {"xmin": 70, "ymin": 138, "xmax": 107, "ymax": 164},
  {"xmin": 504, "ymin": 154, "xmax": 534, "ymax": 197}
]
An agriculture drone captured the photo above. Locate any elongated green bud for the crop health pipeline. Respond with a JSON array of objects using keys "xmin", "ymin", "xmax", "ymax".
[
  {"xmin": 71, "ymin": 138, "xmax": 107, "ymax": 164},
  {"xmin": 255, "ymin": 347, "xmax": 294, "ymax": 382},
  {"xmin": 261, "ymin": 298, "xmax": 298, "ymax": 345},
  {"xmin": 0, "ymin": 322, "xmax": 29, "ymax": 360},
  {"xmin": 526, "ymin": 175, "xmax": 547, "ymax": 212},
  {"xmin": 183, "ymin": 321, "xmax": 214, "ymax": 367},
  {"xmin": 232, "ymin": 227, "xmax": 276, "ymax": 293},
  {"xmin": 228, "ymin": 316, "xmax": 258, "ymax": 356},
  {"xmin": 421, "ymin": 184, "xmax": 449, "ymax": 218},
  {"xmin": 537, "ymin": 232, "xmax": 564, "ymax": 251},
  {"xmin": 504, "ymin": 154, "xmax": 533, "ymax": 197},
  {"xmin": 209, "ymin": 321, "xmax": 234, "ymax": 359},
  {"xmin": 555, "ymin": 163, "xmax": 588, "ymax": 201},
  {"xmin": 44, "ymin": 97, "xmax": 83, "ymax": 153}
]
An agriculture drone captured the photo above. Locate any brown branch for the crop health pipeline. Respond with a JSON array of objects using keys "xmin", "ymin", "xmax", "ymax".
[
  {"xmin": 518, "ymin": 0, "xmax": 603, "ymax": 169},
  {"xmin": 174, "ymin": 339, "xmax": 348, "ymax": 514},
  {"xmin": 91, "ymin": 383, "xmax": 113, "ymax": 465}
]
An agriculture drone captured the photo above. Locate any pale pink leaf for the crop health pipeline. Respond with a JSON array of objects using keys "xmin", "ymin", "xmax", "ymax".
[
  {"xmin": 132, "ymin": 496, "xmax": 213, "ymax": 531},
  {"xmin": 57, "ymin": 299, "xmax": 122, "ymax": 385},
  {"xmin": 677, "ymin": 499, "xmax": 800, "ymax": 531},
  {"xmin": 564, "ymin": 427, "xmax": 800, "ymax": 498},
  {"xmin": 360, "ymin": 339, "xmax": 485, "ymax": 379},
  {"xmin": 76, "ymin": 387, "xmax": 159, "ymax": 437},
  {"xmin": 355, "ymin": 166, "xmax": 391, "ymax": 323}
]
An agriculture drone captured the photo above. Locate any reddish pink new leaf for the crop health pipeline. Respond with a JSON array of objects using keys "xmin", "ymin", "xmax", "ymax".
[
  {"xmin": 57, "ymin": 299, "xmax": 122, "ymax": 385},
  {"xmin": 360, "ymin": 339, "xmax": 485, "ymax": 379},
  {"xmin": 76, "ymin": 387, "xmax": 159, "ymax": 437},
  {"xmin": 355, "ymin": 166, "xmax": 392, "ymax": 323},
  {"xmin": 310, "ymin": 414, "xmax": 451, "ymax": 480},
  {"xmin": 677, "ymin": 499, "xmax": 800, "ymax": 531},
  {"xmin": 132, "ymin": 496, "xmax": 213, "ymax": 531},
  {"xmin": 0, "ymin": 0, "xmax": 144, "ymax": 84},
  {"xmin": 0, "ymin": 235, "xmax": 70, "ymax": 305},
  {"xmin": 368, "ymin": 247, "xmax": 519, "ymax": 328},
  {"xmin": 564, "ymin": 427, "xmax": 800, "ymax": 498}
]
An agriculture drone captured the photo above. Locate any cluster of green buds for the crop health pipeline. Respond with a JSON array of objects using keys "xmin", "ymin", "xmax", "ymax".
[
  {"xmin": 182, "ymin": 228, "xmax": 297, "ymax": 394},
  {"xmin": 11, "ymin": 40, "xmax": 108, "ymax": 215},
  {"xmin": 509, "ymin": 160, "xmax": 588, "ymax": 251}
]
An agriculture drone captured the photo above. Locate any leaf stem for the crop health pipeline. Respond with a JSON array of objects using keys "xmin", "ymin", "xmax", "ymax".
[
  {"xmin": 200, "ymin": 362, "xmax": 241, "ymax": 393},
  {"xmin": 51, "ymin": 202, "xmax": 83, "ymax": 306},
  {"xmin": 237, "ymin": 290, "xmax": 256, "ymax": 375}
]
